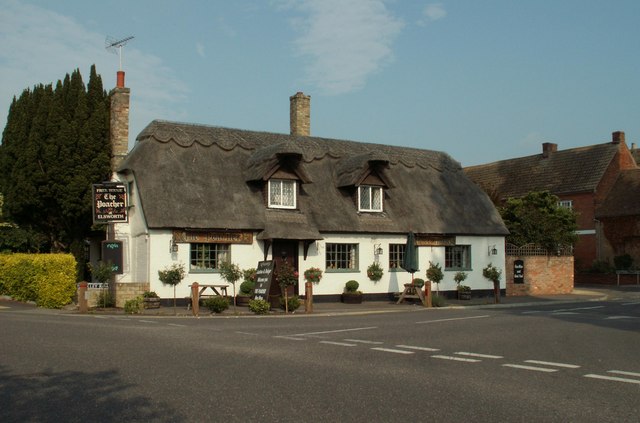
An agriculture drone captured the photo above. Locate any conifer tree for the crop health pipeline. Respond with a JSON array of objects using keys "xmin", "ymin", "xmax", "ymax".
[{"xmin": 0, "ymin": 65, "xmax": 111, "ymax": 276}]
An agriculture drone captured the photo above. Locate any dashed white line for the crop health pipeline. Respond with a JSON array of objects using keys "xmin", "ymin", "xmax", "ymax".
[
  {"xmin": 416, "ymin": 315, "xmax": 490, "ymax": 324},
  {"xmin": 432, "ymin": 355, "xmax": 481, "ymax": 363},
  {"xmin": 621, "ymin": 301, "xmax": 640, "ymax": 306},
  {"xmin": 605, "ymin": 316, "xmax": 636, "ymax": 320},
  {"xmin": 502, "ymin": 364, "xmax": 558, "ymax": 373},
  {"xmin": 276, "ymin": 336, "xmax": 307, "ymax": 341},
  {"xmin": 288, "ymin": 326, "xmax": 377, "ymax": 337},
  {"xmin": 553, "ymin": 306, "xmax": 605, "ymax": 312},
  {"xmin": 344, "ymin": 339, "xmax": 384, "ymax": 344},
  {"xmin": 319, "ymin": 341, "xmax": 358, "ymax": 347},
  {"xmin": 524, "ymin": 360, "xmax": 580, "ymax": 369},
  {"xmin": 396, "ymin": 345, "xmax": 440, "ymax": 352},
  {"xmin": 584, "ymin": 374, "xmax": 640, "ymax": 385},
  {"xmin": 371, "ymin": 347, "xmax": 415, "ymax": 355},
  {"xmin": 168, "ymin": 323, "xmax": 186, "ymax": 327},
  {"xmin": 456, "ymin": 352, "xmax": 503, "ymax": 359},
  {"xmin": 608, "ymin": 370, "xmax": 640, "ymax": 378},
  {"xmin": 138, "ymin": 320, "xmax": 158, "ymax": 324}
]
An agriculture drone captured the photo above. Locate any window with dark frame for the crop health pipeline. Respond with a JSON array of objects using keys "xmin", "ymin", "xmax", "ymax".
[
  {"xmin": 389, "ymin": 244, "xmax": 405, "ymax": 270},
  {"xmin": 325, "ymin": 243, "xmax": 358, "ymax": 270},
  {"xmin": 190, "ymin": 243, "xmax": 230, "ymax": 272},
  {"xmin": 445, "ymin": 245, "xmax": 471, "ymax": 270}
]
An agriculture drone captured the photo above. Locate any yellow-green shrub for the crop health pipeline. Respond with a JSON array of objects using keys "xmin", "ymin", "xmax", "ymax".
[{"xmin": 0, "ymin": 253, "xmax": 77, "ymax": 308}]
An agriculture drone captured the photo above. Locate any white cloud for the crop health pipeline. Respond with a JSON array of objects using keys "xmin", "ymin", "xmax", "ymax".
[
  {"xmin": 419, "ymin": 3, "xmax": 446, "ymax": 25},
  {"xmin": 196, "ymin": 42, "xmax": 206, "ymax": 58},
  {"xmin": 0, "ymin": 0, "xmax": 188, "ymax": 149},
  {"xmin": 281, "ymin": 0, "xmax": 404, "ymax": 95}
]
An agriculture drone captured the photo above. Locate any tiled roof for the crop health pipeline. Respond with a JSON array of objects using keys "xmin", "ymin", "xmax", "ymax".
[
  {"xmin": 596, "ymin": 169, "xmax": 640, "ymax": 218},
  {"xmin": 464, "ymin": 143, "xmax": 620, "ymax": 198},
  {"xmin": 118, "ymin": 120, "xmax": 508, "ymax": 237}
]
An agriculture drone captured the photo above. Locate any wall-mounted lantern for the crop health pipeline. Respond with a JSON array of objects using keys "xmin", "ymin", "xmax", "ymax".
[
  {"xmin": 374, "ymin": 244, "xmax": 383, "ymax": 256},
  {"xmin": 170, "ymin": 239, "xmax": 179, "ymax": 253},
  {"xmin": 488, "ymin": 245, "xmax": 498, "ymax": 256}
]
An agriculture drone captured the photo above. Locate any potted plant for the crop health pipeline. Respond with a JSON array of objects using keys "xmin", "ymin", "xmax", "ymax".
[
  {"xmin": 483, "ymin": 263, "xmax": 502, "ymax": 304},
  {"xmin": 426, "ymin": 261, "xmax": 443, "ymax": 296},
  {"xmin": 142, "ymin": 291, "xmax": 161, "ymax": 309},
  {"xmin": 412, "ymin": 278, "xmax": 425, "ymax": 288},
  {"xmin": 454, "ymin": 271, "xmax": 470, "ymax": 300},
  {"xmin": 303, "ymin": 267, "xmax": 323, "ymax": 284},
  {"xmin": 219, "ymin": 260, "xmax": 242, "ymax": 311},
  {"xmin": 341, "ymin": 280, "xmax": 362, "ymax": 304},
  {"xmin": 237, "ymin": 268, "xmax": 256, "ymax": 306},
  {"xmin": 367, "ymin": 262, "xmax": 383, "ymax": 282},
  {"xmin": 158, "ymin": 263, "xmax": 185, "ymax": 315},
  {"xmin": 276, "ymin": 260, "xmax": 298, "ymax": 313}
]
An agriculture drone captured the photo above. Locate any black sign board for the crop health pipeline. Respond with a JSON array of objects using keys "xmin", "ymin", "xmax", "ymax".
[
  {"xmin": 514, "ymin": 259, "xmax": 524, "ymax": 284},
  {"xmin": 93, "ymin": 183, "xmax": 128, "ymax": 223},
  {"xmin": 101, "ymin": 240, "xmax": 124, "ymax": 275},
  {"xmin": 254, "ymin": 260, "xmax": 274, "ymax": 301}
]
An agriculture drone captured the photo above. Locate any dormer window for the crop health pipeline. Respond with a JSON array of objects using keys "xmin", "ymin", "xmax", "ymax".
[
  {"xmin": 358, "ymin": 185, "xmax": 383, "ymax": 212},
  {"xmin": 268, "ymin": 179, "xmax": 297, "ymax": 209}
]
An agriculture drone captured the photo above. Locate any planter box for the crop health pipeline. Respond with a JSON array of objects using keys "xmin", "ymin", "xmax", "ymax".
[
  {"xmin": 143, "ymin": 298, "xmax": 161, "ymax": 309},
  {"xmin": 341, "ymin": 293, "xmax": 363, "ymax": 304}
]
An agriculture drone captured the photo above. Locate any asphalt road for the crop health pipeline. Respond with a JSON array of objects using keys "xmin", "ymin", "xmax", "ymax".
[{"xmin": 1, "ymin": 297, "xmax": 639, "ymax": 422}]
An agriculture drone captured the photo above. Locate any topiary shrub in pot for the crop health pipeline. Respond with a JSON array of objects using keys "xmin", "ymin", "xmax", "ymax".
[
  {"xmin": 204, "ymin": 296, "xmax": 230, "ymax": 314},
  {"xmin": 341, "ymin": 280, "xmax": 362, "ymax": 304},
  {"xmin": 280, "ymin": 295, "xmax": 301, "ymax": 312}
]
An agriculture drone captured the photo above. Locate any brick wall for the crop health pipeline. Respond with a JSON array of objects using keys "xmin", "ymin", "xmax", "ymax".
[
  {"xmin": 506, "ymin": 255, "xmax": 574, "ymax": 296},
  {"xmin": 109, "ymin": 86, "xmax": 130, "ymax": 171}
]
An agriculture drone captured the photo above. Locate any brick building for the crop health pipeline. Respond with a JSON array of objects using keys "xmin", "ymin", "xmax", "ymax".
[{"xmin": 464, "ymin": 132, "xmax": 638, "ymax": 271}]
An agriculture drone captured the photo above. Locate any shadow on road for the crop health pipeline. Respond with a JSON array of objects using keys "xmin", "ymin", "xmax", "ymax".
[{"xmin": 0, "ymin": 365, "xmax": 182, "ymax": 422}]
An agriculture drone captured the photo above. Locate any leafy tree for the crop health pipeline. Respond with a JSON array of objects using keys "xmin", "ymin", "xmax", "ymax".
[
  {"xmin": 499, "ymin": 191, "xmax": 578, "ymax": 252},
  {"xmin": 0, "ymin": 65, "xmax": 111, "ymax": 277}
]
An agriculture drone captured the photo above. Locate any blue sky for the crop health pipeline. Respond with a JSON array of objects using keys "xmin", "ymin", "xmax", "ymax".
[{"xmin": 0, "ymin": 0, "xmax": 638, "ymax": 166}]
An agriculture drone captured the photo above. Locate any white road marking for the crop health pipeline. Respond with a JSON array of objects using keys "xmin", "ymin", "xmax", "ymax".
[
  {"xmin": 552, "ymin": 312, "xmax": 580, "ymax": 315},
  {"xmin": 524, "ymin": 360, "xmax": 580, "ymax": 369},
  {"xmin": 584, "ymin": 374, "xmax": 640, "ymax": 385},
  {"xmin": 396, "ymin": 345, "xmax": 440, "ymax": 352},
  {"xmin": 371, "ymin": 347, "xmax": 415, "ymax": 355},
  {"xmin": 288, "ymin": 326, "xmax": 377, "ymax": 337},
  {"xmin": 236, "ymin": 331, "xmax": 260, "ymax": 336},
  {"xmin": 432, "ymin": 355, "xmax": 481, "ymax": 363},
  {"xmin": 168, "ymin": 323, "xmax": 186, "ymax": 327},
  {"xmin": 344, "ymin": 339, "xmax": 384, "ymax": 344},
  {"xmin": 608, "ymin": 370, "xmax": 640, "ymax": 378},
  {"xmin": 521, "ymin": 311, "xmax": 543, "ymax": 314},
  {"xmin": 138, "ymin": 320, "xmax": 158, "ymax": 324},
  {"xmin": 605, "ymin": 316, "xmax": 636, "ymax": 320},
  {"xmin": 621, "ymin": 301, "xmax": 640, "ymax": 306},
  {"xmin": 502, "ymin": 364, "xmax": 558, "ymax": 373},
  {"xmin": 456, "ymin": 352, "xmax": 503, "ymax": 359},
  {"xmin": 319, "ymin": 341, "xmax": 357, "ymax": 347},
  {"xmin": 552, "ymin": 306, "xmax": 605, "ymax": 313},
  {"xmin": 275, "ymin": 336, "xmax": 307, "ymax": 341},
  {"xmin": 416, "ymin": 315, "xmax": 490, "ymax": 324}
]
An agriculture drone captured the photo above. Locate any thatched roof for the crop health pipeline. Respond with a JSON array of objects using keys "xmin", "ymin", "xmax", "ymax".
[{"xmin": 118, "ymin": 120, "xmax": 507, "ymax": 238}]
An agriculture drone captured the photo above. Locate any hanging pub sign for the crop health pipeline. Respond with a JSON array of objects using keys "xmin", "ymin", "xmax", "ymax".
[
  {"xmin": 92, "ymin": 183, "xmax": 128, "ymax": 223},
  {"xmin": 101, "ymin": 240, "xmax": 123, "ymax": 275},
  {"xmin": 514, "ymin": 259, "xmax": 524, "ymax": 284},
  {"xmin": 253, "ymin": 260, "xmax": 275, "ymax": 301}
]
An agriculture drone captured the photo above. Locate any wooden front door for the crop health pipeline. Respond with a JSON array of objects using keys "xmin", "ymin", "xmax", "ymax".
[{"xmin": 272, "ymin": 240, "xmax": 299, "ymax": 296}]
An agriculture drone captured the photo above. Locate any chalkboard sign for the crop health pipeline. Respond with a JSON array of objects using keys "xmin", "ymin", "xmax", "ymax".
[
  {"xmin": 514, "ymin": 259, "xmax": 524, "ymax": 284},
  {"xmin": 254, "ymin": 260, "xmax": 274, "ymax": 301},
  {"xmin": 101, "ymin": 240, "xmax": 124, "ymax": 275}
]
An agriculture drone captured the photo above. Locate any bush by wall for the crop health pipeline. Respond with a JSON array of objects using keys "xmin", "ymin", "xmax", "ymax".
[{"xmin": 0, "ymin": 253, "xmax": 77, "ymax": 308}]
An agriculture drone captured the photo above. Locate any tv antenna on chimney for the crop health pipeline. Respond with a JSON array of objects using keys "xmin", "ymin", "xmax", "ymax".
[{"xmin": 105, "ymin": 35, "xmax": 134, "ymax": 70}]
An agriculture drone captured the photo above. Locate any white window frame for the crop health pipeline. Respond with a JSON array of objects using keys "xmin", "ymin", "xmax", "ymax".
[
  {"xmin": 445, "ymin": 245, "xmax": 471, "ymax": 271},
  {"xmin": 358, "ymin": 185, "xmax": 383, "ymax": 212},
  {"xmin": 189, "ymin": 243, "xmax": 230, "ymax": 273},
  {"xmin": 268, "ymin": 179, "xmax": 297, "ymax": 209},
  {"xmin": 325, "ymin": 243, "xmax": 359, "ymax": 271},
  {"xmin": 558, "ymin": 200, "xmax": 573, "ymax": 210}
]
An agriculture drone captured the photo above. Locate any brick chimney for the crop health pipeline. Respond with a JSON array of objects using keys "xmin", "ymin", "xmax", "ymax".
[
  {"xmin": 612, "ymin": 131, "xmax": 625, "ymax": 144},
  {"xmin": 542, "ymin": 142, "xmax": 557, "ymax": 158},
  {"xmin": 290, "ymin": 92, "xmax": 310, "ymax": 136},
  {"xmin": 109, "ymin": 71, "xmax": 130, "ymax": 172}
]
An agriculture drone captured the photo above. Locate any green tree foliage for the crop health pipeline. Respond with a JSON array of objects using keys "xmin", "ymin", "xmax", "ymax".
[
  {"xmin": 499, "ymin": 191, "xmax": 578, "ymax": 252},
  {"xmin": 0, "ymin": 65, "xmax": 110, "ymax": 273}
]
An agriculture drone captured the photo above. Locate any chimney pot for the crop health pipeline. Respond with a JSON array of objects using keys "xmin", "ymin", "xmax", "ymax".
[
  {"xmin": 290, "ymin": 92, "xmax": 310, "ymax": 137},
  {"xmin": 612, "ymin": 131, "xmax": 625, "ymax": 144},
  {"xmin": 542, "ymin": 142, "xmax": 557, "ymax": 158},
  {"xmin": 116, "ymin": 71, "xmax": 125, "ymax": 88}
]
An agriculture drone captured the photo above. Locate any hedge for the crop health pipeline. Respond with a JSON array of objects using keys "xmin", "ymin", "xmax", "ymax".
[{"xmin": 0, "ymin": 253, "xmax": 77, "ymax": 308}]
